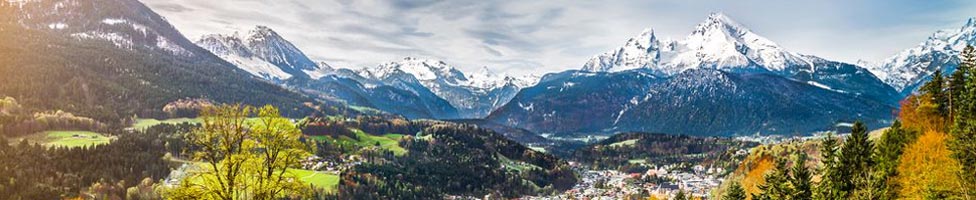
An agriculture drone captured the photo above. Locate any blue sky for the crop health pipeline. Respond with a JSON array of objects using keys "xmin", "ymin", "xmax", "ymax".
[{"xmin": 141, "ymin": 0, "xmax": 976, "ymax": 75}]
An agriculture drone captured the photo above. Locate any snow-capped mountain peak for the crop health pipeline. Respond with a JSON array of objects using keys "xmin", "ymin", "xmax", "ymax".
[
  {"xmin": 690, "ymin": 12, "xmax": 748, "ymax": 36},
  {"xmin": 196, "ymin": 26, "xmax": 325, "ymax": 80},
  {"xmin": 197, "ymin": 33, "xmax": 293, "ymax": 80},
  {"xmin": 466, "ymin": 66, "xmax": 505, "ymax": 89},
  {"xmin": 583, "ymin": 12, "xmax": 812, "ymax": 75},
  {"xmin": 246, "ymin": 26, "xmax": 278, "ymax": 42},
  {"xmin": 466, "ymin": 66, "xmax": 537, "ymax": 89},
  {"xmin": 242, "ymin": 26, "xmax": 319, "ymax": 75},
  {"xmin": 354, "ymin": 57, "xmax": 540, "ymax": 117},
  {"xmin": 579, "ymin": 12, "xmax": 900, "ymax": 105},
  {"xmin": 581, "ymin": 28, "xmax": 664, "ymax": 72},
  {"xmin": 364, "ymin": 57, "xmax": 467, "ymax": 82},
  {"xmin": 670, "ymin": 12, "xmax": 806, "ymax": 73},
  {"xmin": 197, "ymin": 34, "xmax": 251, "ymax": 57},
  {"xmin": 869, "ymin": 17, "xmax": 976, "ymax": 94}
]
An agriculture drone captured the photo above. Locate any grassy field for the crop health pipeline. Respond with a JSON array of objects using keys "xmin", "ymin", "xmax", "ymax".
[
  {"xmin": 352, "ymin": 130, "xmax": 406, "ymax": 155},
  {"xmin": 527, "ymin": 145, "xmax": 547, "ymax": 153},
  {"xmin": 289, "ymin": 169, "xmax": 340, "ymax": 191},
  {"xmin": 179, "ymin": 162, "xmax": 340, "ymax": 192},
  {"xmin": 131, "ymin": 118, "xmax": 203, "ymax": 130},
  {"xmin": 498, "ymin": 154, "xmax": 542, "ymax": 173},
  {"xmin": 13, "ymin": 131, "xmax": 113, "ymax": 148},
  {"xmin": 348, "ymin": 106, "xmax": 383, "ymax": 115},
  {"xmin": 609, "ymin": 139, "xmax": 639, "ymax": 148},
  {"xmin": 308, "ymin": 129, "xmax": 406, "ymax": 155},
  {"xmin": 628, "ymin": 159, "xmax": 648, "ymax": 165}
]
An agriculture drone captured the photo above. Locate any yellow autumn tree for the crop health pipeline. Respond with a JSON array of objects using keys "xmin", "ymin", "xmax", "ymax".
[
  {"xmin": 165, "ymin": 104, "xmax": 314, "ymax": 200},
  {"xmin": 896, "ymin": 131, "xmax": 966, "ymax": 199},
  {"xmin": 899, "ymin": 95, "xmax": 949, "ymax": 133}
]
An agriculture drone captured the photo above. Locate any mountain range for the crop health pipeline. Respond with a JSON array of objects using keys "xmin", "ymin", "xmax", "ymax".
[
  {"xmin": 191, "ymin": 13, "xmax": 976, "ymax": 136},
  {"xmin": 4, "ymin": 0, "xmax": 974, "ymax": 137},
  {"xmin": 488, "ymin": 13, "xmax": 930, "ymax": 136},
  {"xmin": 194, "ymin": 28, "xmax": 537, "ymax": 119}
]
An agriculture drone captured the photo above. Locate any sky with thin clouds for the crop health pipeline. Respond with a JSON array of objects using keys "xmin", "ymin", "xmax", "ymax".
[{"xmin": 140, "ymin": 0, "xmax": 976, "ymax": 76}]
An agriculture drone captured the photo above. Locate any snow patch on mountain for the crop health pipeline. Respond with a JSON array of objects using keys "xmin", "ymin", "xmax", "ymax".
[
  {"xmin": 70, "ymin": 31, "xmax": 133, "ymax": 49},
  {"xmin": 101, "ymin": 18, "xmax": 127, "ymax": 25},
  {"xmin": 303, "ymin": 62, "xmax": 336, "ymax": 79},
  {"xmin": 226, "ymin": 54, "xmax": 293, "ymax": 80},
  {"xmin": 11, "ymin": 0, "xmax": 195, "ymax": 57},
  {"xmin": 47, "ymin": 22, "xmax": 66, "ymax": 29}
]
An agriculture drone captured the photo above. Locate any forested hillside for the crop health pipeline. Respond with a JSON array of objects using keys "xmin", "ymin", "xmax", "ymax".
[
  {"xmin": 574, "ymin": 132, "xmax": 757, "ymax": 173},
  {"xmin": 719, "ymin": 45, "xmax": 976, "ymax": 199},
  {"xmin": 0, "ymin": 0, "xmax": 320, "ymax": 123},
  {"xmin": 299, "ymin": 116, "xmax": 578, "ymax": 199}
]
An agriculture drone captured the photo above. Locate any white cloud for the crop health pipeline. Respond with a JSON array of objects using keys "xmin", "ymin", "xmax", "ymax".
[{"xmin": 140, "ymin": 0, "xmax": 976, "ymax": 76}]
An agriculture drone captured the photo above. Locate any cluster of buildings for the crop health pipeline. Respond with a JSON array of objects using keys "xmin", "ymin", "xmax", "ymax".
[
  {"xmin": 530, "ymin": 164, "xmax": 727, "ymax": 200},
  {"xmin": 735, "ymin": 131, "xmax": 844, "ymax": 144}
]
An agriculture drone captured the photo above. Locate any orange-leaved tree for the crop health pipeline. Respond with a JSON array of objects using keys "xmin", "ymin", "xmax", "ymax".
[{"xmin": 896, "ymin": 131, "xmax": 966, "ymax": 199}]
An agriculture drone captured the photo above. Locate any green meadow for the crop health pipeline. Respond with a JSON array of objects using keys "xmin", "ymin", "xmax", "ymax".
[{"xmin": 13, "ymin": 131, "xmax": 113, "ymax": 148}]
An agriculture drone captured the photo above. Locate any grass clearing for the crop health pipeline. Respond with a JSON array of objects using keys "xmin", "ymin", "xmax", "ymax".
[
  {"xmin": 349, "ymin": 106, "xmax": 383, "ymax": 115},
  {"xmin": 352, "ymin": 130, "xmax": 406, "ymax": 155},
  {"xmin": 498, "ymin": 154, "xmax": 542, "ymax": 173},
  {"xmin": 307, "ymin": 129, "xmax": 406, "ymax": 155},
  {"xmin": 132, "ymin": 118, "xmax": 202, "ymax": 130},
  {"xmin": 177, "ymin": 162, "xmax": 340, "ymax": 192},
  {"xmin": 609, "ymin": 139, "xmax": 639, "ymax": 148},
  {"xmin": 289, "ymin": 169, "xmax": 340, "ymax": 192},
  {"xmin": 528, "ymin": 145, "xmax": 547, "ymax": 153},
  {"xmin": 628, "ymin": 159, "xmax": 647, "ymax": 164},
  {"xmin": 13, "ymin": 131, "xmax": 113, "ymax": 148}
]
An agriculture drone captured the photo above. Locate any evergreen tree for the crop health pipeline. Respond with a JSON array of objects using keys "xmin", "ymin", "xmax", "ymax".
[
  {"xmin": 962, "ymin": 45, "xmax": 976, "ymax": 69},
  {"xmin": 948, "ymin": 48, "xmax": 970, "ymax": 117},
  {"xmin": 816, "ymin": 133, "xmax": 843, "ymax": 199},
  {"xmin": 838, "ymin": 121, "xmax": 874, "ymax": 198},
  {"xmin": 756, "ymin": 157, "xmax": 792, "ymax": 200},
  {"xmin": 872, "ymin": 121, "xmax": 914, "ymax": 200},
  {"xmin": 723, "ymin": 182, "xmax": 747, "ymax": 200},
  {"xmin": 789, "ymin": 152, "xmax": 812, "ymax": 200},
  {"xmin": 921, "ymin": 69, "xmax": 948, "ymax": 116},
  {"xmin": 949, "ymin": 44, "xmax": 976, "ymax": 198}
]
